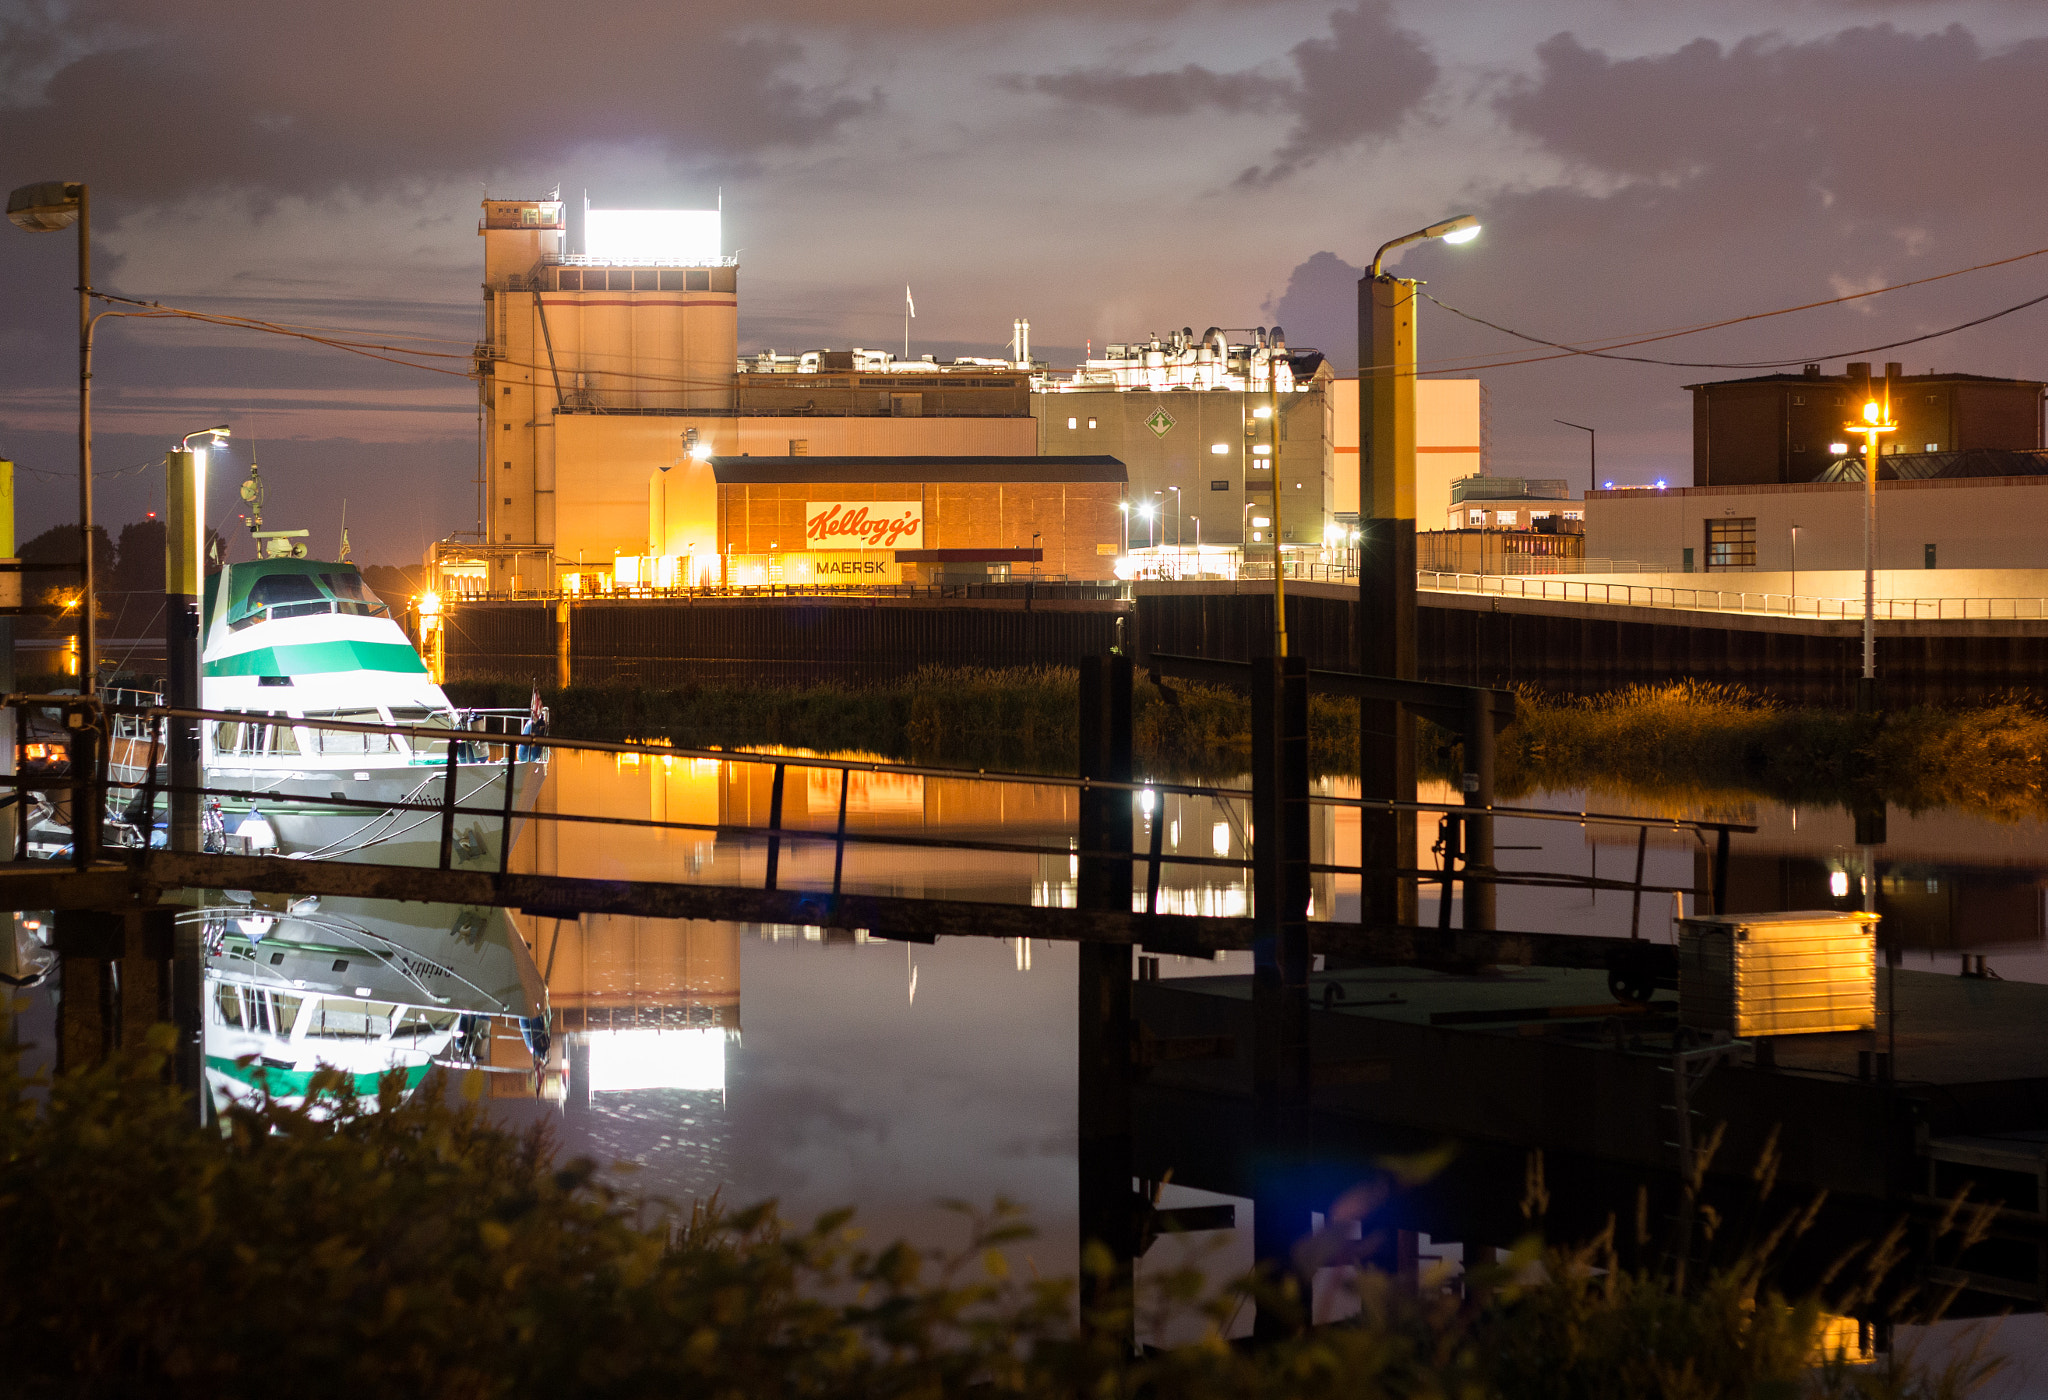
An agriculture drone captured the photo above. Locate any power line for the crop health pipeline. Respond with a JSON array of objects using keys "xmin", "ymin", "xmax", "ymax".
[{"xmin": 1418, "ymin": 284, "xmax": 2048, "ymax": 371}]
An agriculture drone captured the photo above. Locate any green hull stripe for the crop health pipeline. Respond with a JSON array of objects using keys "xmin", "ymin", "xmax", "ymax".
[
  {"xmin": 206, "ymin": 1055, "xmax": 430, "ymax": 1099},
  {"xmin": 206, "ymin": 640, "xmax": 427, "ymax": 678}
]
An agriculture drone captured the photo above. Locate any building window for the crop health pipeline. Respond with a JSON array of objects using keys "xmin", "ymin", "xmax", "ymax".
[
  {"xmin": 503, "ymin": 533, "xmax": 512, "ymax": 542},
  {"xmin": 503, "ymin": 461, "xmax": 512, "ymax": 471},
  {"xmin": 503, "ymin": 386, "xmax": 512, "ymax": 396},
  {"xmin": 1211, "ymin": 480, "xmax": 1228, "ymax": 490},
  {"xmin": 503, "ymin": 497, "xmax": 512, "ymax": 506},
  {"xmin": 503, "ymin": 422, "xmax": 511, "ymax": 431},
  {"xmin": 1926, "ymin": 442, "xmax": 1939, "ymax": 452},
  {"xmin": 1467, "ymin": 509, "xmax": 1484, "ymax": 525},
  {"xmin": 1495, "ymin": 510, "xmax": 1518, "ymax": 527},
  {"xmin": 1067, "ymin": 417, "xmax": 1077, "ymax": 429},
  {"xmin": 1706, "ymin": 517, "xmax": 1756, "ymax": 570},
  {"xmin": 789, "ymin": 439, "xmax": 808, "ymax": 456},
  {"xmin": 1087, "ymin": 418, "xmax": 1097, "ymax": 429}
]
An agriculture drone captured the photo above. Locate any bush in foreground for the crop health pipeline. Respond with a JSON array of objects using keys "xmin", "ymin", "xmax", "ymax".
[{"xmin": 1, "ymin": 1030, "xmax": 2002, "ymax": 1399}]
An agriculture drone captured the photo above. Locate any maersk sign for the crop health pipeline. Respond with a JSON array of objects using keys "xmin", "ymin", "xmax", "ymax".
[{"xmin": 205, "ymin": 640, "xmax": 428, "ymax": 678}]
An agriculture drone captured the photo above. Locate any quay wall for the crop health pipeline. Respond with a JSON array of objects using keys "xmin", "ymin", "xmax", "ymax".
[{"xmin": 440, "ymin": 580, "xmax": 2048, "ymax": 701}]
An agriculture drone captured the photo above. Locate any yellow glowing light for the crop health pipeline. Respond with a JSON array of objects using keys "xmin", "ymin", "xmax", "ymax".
[
  {"xmin": 1862, "ymin": 401, "xmax": 1881, "ymax": 424},
  {"xmin": 417, "ymin": 590, "xmax": 443, "ymax": 618}
]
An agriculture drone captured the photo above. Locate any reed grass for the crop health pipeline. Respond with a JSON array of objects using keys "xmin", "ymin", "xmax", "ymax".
[
  {"xmin": 2, "ymin": 1031, "xmax": 2004, "ymax": 1398},
  {"xmin": 448, "ymin": 672, "xmax": 2048, "ymax": 818}
]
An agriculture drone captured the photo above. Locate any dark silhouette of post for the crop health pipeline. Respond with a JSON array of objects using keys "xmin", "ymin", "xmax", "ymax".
[
  {"xmin": 1250, "ymin": 652, "xmax": 1313, "ymax": 1339},
  {"xmin": 1075, "ymin": 654, "xmax": 1135, "ymax": 1332}
]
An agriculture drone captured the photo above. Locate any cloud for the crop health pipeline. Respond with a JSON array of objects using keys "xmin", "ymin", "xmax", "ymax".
[
  {"xmin": 1241, "ymin": 0, "xmax": 1437, "ymax": 185},
  {"xmin": 0, "ymin": 1, "xmax": 881, "ymax": 204},
  {"xmin": 1003, "ymin": 64, "xmax": 1291, "ymax": 116},
  {"xmin": 1262, "ymin": 250, "xmax": 1364, "ymax": 371},
  {"xmin": 1011, "ymin": 2, "xmax": 1437, "ymax": 185},
  {"xmin": 1496, "ymin": 24, "xmax": 2048, "ymax": 221}
]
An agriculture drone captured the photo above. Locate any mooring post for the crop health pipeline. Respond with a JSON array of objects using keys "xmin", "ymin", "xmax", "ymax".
[
  {"xmin": 1075, "ymin": 653, "xmax": 1135, "ymax": 1333},
  {"xmin": 1251, "ymin": 652, "xmax": 1312, "ymax": 1341},
  {"xmin": 53, "ymin": 907, "xmax": 177, "ymax": 1074},
  {"xmin": 1462, "ymin": 688, "xmax": 1496, "ymax": 933}
]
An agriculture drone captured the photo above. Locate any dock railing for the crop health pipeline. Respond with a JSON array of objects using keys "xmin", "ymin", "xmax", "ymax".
[{"xmin": 4, "ymin": 693, "xmax": 1753, "ymax": 960}]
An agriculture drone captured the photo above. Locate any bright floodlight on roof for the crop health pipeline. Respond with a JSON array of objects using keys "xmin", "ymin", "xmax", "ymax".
[{"xmin": 584, "ymin": 208, "xmax": 721, "ymax": 263}]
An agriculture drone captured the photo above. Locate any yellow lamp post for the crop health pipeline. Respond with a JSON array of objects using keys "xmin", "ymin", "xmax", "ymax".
[
  {"xmin": 1847, "ymin": 396, "xmax": 1896, "ymax": 711},
  {"xmin": 1356, "ymin": 213, "xmax": 1481, "ymax": 924}
]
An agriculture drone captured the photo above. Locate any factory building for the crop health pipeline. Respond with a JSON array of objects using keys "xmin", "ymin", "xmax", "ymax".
[
  {"xmin": 469, "ymin": 196, "xmax": 1035, "ymax": 589},
  {"xmin": 633, "ymin": 454, "xmax": 1125, "ymax": 588},
  {"xmin": 1033, "ymin": 328, "xmax": 1335, "ymax": 549},
  {"xmin": 1687, "ymin": 362, "xmax": 2046, "ymax": 487}
]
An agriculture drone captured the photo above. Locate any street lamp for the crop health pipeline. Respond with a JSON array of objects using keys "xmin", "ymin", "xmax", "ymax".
[
  {"xmin": 1847, "ymin": 395, "xmax": 1896, "ymax": 711},
  {"xmin": 1359, "ymin": 211, "xmax": 1482, "ymax": 929},
  {"xmin": 1555, "ymin": 419, "xmax": 1595, "ymax": 498},
  {"xmin": 7, "ymin": 179, "xmax": 97, "ymax": 691},
  {"xmin": 1168, "ymin": 485, "xmax": 1182, "ymax": 552},
  {"xmin": 1368, "ymin": 214, "xmax": 1480, "ymax": 278}
]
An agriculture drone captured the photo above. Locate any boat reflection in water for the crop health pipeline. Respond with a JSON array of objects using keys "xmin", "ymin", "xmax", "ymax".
[{"xmin": 198, "ymin": 894, "xmax": 547, "ymax": 1114}]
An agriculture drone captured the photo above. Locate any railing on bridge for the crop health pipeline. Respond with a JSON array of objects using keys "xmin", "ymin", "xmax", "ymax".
[
  {"xmin": 1419, "ymin": 570, "xmax": 2048, "ymax": 622},
  {"xmin": 3, "ymin": 694, "xmax": 1750, "ymax": 966}
]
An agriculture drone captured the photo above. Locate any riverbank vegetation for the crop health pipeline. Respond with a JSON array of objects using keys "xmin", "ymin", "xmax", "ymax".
[
  {"xmin": 449, "ymin": 671, "xmax": 2048, "ymax": 818},
  {"xmin": 2, "ymin": 1033, "xmax": 1998, "ymax": 1398}
]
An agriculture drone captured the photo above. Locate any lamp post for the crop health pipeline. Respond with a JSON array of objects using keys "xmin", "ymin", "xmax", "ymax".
[
  {"xmin": 7, "ymin": 180, "xmax": 96, "ymax": 692},
  {"xmin": 1790, "ymin": 524, "xmax": 1800, "ymax": 609},
  {"xmin": 166, "ymin": 426, "xmax": 226, "ymax": 854},
  {"xmin": 1168, "ymin": 485, "xmax": 1182, "ymax": 553},
  {"xmin": 1117, "ymin": 501, "xmax": 1129, "ymax": 555},
  {"xmin": 1847, "ymin": 395, "xmax": 1896, "ymax": 712},
  {"xmin": 1555, "ymin": 419, "xmax": 1595, "ymax": 498},
  {"xmin": 1358, "ymin": 213, "xmax": 1481, "ymax": 926}
]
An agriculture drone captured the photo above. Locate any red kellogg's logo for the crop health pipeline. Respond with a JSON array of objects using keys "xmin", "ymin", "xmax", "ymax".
[{"xmin": 805, "ymin": 502, "xmax": 922, "ymax": 549}]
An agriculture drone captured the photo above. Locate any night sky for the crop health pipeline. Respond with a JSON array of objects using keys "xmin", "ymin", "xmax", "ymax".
[{"xmin": 4, "ymin": 0, "xmax": 2046, "ymax": 563}]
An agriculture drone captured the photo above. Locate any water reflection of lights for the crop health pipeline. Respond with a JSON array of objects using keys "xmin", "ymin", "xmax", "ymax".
[{"xmin": 586, "ymin": 1028, "xmax": 726, "ymax": 1093}]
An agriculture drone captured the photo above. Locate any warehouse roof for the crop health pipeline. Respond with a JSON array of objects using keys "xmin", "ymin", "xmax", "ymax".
[
  {"xmin": 1817, "ymin": 448, "xmax": 2048, "ymax": 483},
  {"xmin": 708, "ymin": 455, "xmax": 1127, "ymax": 484}
]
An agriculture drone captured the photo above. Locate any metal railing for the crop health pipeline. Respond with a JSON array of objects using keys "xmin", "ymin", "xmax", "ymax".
[
  {"xmin": 1419, "ymin": 570, "xmax": 2048, "ymax": 622},
  {"xmin": 5, "ymin": 695, "xmax": 1753, "ymax": 948}
]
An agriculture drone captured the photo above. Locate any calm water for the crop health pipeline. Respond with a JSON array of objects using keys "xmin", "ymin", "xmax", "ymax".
[
  {"xmin": 16, "ymin": 751, "xmax": 2048, "ymax": 1384},
  {"xmin": 478, "ymin": 752, "xmax": 2048, "ymax": 1375}
]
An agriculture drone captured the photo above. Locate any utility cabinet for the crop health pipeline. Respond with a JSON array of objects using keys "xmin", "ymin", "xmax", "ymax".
[{"xmin": 1677, "ymin": 910, "xmax": 1878, "ymax": 1037}]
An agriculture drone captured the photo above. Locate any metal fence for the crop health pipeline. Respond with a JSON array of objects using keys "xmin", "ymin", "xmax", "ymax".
[{"xmin": 1418, "ymin": 570, "xmax": 2048, "ymax": 622}]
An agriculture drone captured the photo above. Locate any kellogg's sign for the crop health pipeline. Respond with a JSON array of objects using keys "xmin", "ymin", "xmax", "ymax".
[{"xmin": 805, "ymin": 500, "xmax": 922, "ymax": 550}]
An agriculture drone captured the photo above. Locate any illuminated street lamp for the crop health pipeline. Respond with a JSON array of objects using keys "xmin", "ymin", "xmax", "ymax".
[
  {"xmin": 1847, "ymin": 395, "xmax": 1897, "ymax": 711},
  {"xmin": 7, "ymin": 180, "xmax": 97, "ymax": 690}
]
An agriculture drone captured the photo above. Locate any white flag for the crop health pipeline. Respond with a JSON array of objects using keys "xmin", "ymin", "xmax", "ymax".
[{"xmin": 905, "ymin": 285, "xmax": 915, "ymax": 318}]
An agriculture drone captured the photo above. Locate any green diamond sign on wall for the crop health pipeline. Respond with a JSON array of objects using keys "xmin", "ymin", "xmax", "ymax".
[{"xmin": 1144, "ymin": 408, "xmax": 1176, "ymax": 438}]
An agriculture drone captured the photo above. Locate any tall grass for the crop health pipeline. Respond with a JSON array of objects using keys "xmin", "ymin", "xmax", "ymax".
[
  {"xmin": 0, "ymin": 1030, "xmax": 2005, "ymax": 1397},
  {"xmin": 449, "ymin": 672, "xmax": 2048, "ymax": 817}
]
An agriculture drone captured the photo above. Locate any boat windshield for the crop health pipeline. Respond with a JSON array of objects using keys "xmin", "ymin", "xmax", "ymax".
[{"xmin": 300, "ymin": 709, "xmax": 396, "ymax": 755}]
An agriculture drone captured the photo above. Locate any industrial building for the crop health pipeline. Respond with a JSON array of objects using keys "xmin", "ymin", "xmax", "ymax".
[
  {"xmin": 469, "ymin": 196, "xmax": 1037, "ymax": 590},
  {"xmin": 635, "ymin": 454, "xmax": 1125, "ymax": 588},
  {"xmin": 1329, "ymin": 376, "xmax": 1484, "ymax": 532},
  {"xmin": 1687, "ymin": 362, "xmax": 2045, "ymax": 487},
  {"xmin": 1032, "ymin": 328, "xmax": 1333, "ymax": 549},
  {"xmin": 1583, "ymin": 450, "xmax": 2048, "ymax": 574}
]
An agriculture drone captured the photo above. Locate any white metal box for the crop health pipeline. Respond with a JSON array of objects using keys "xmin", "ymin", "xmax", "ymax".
[{"xmin": 1676, "ymin": 910, "xmax": 1878, "ymax": 1037}]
